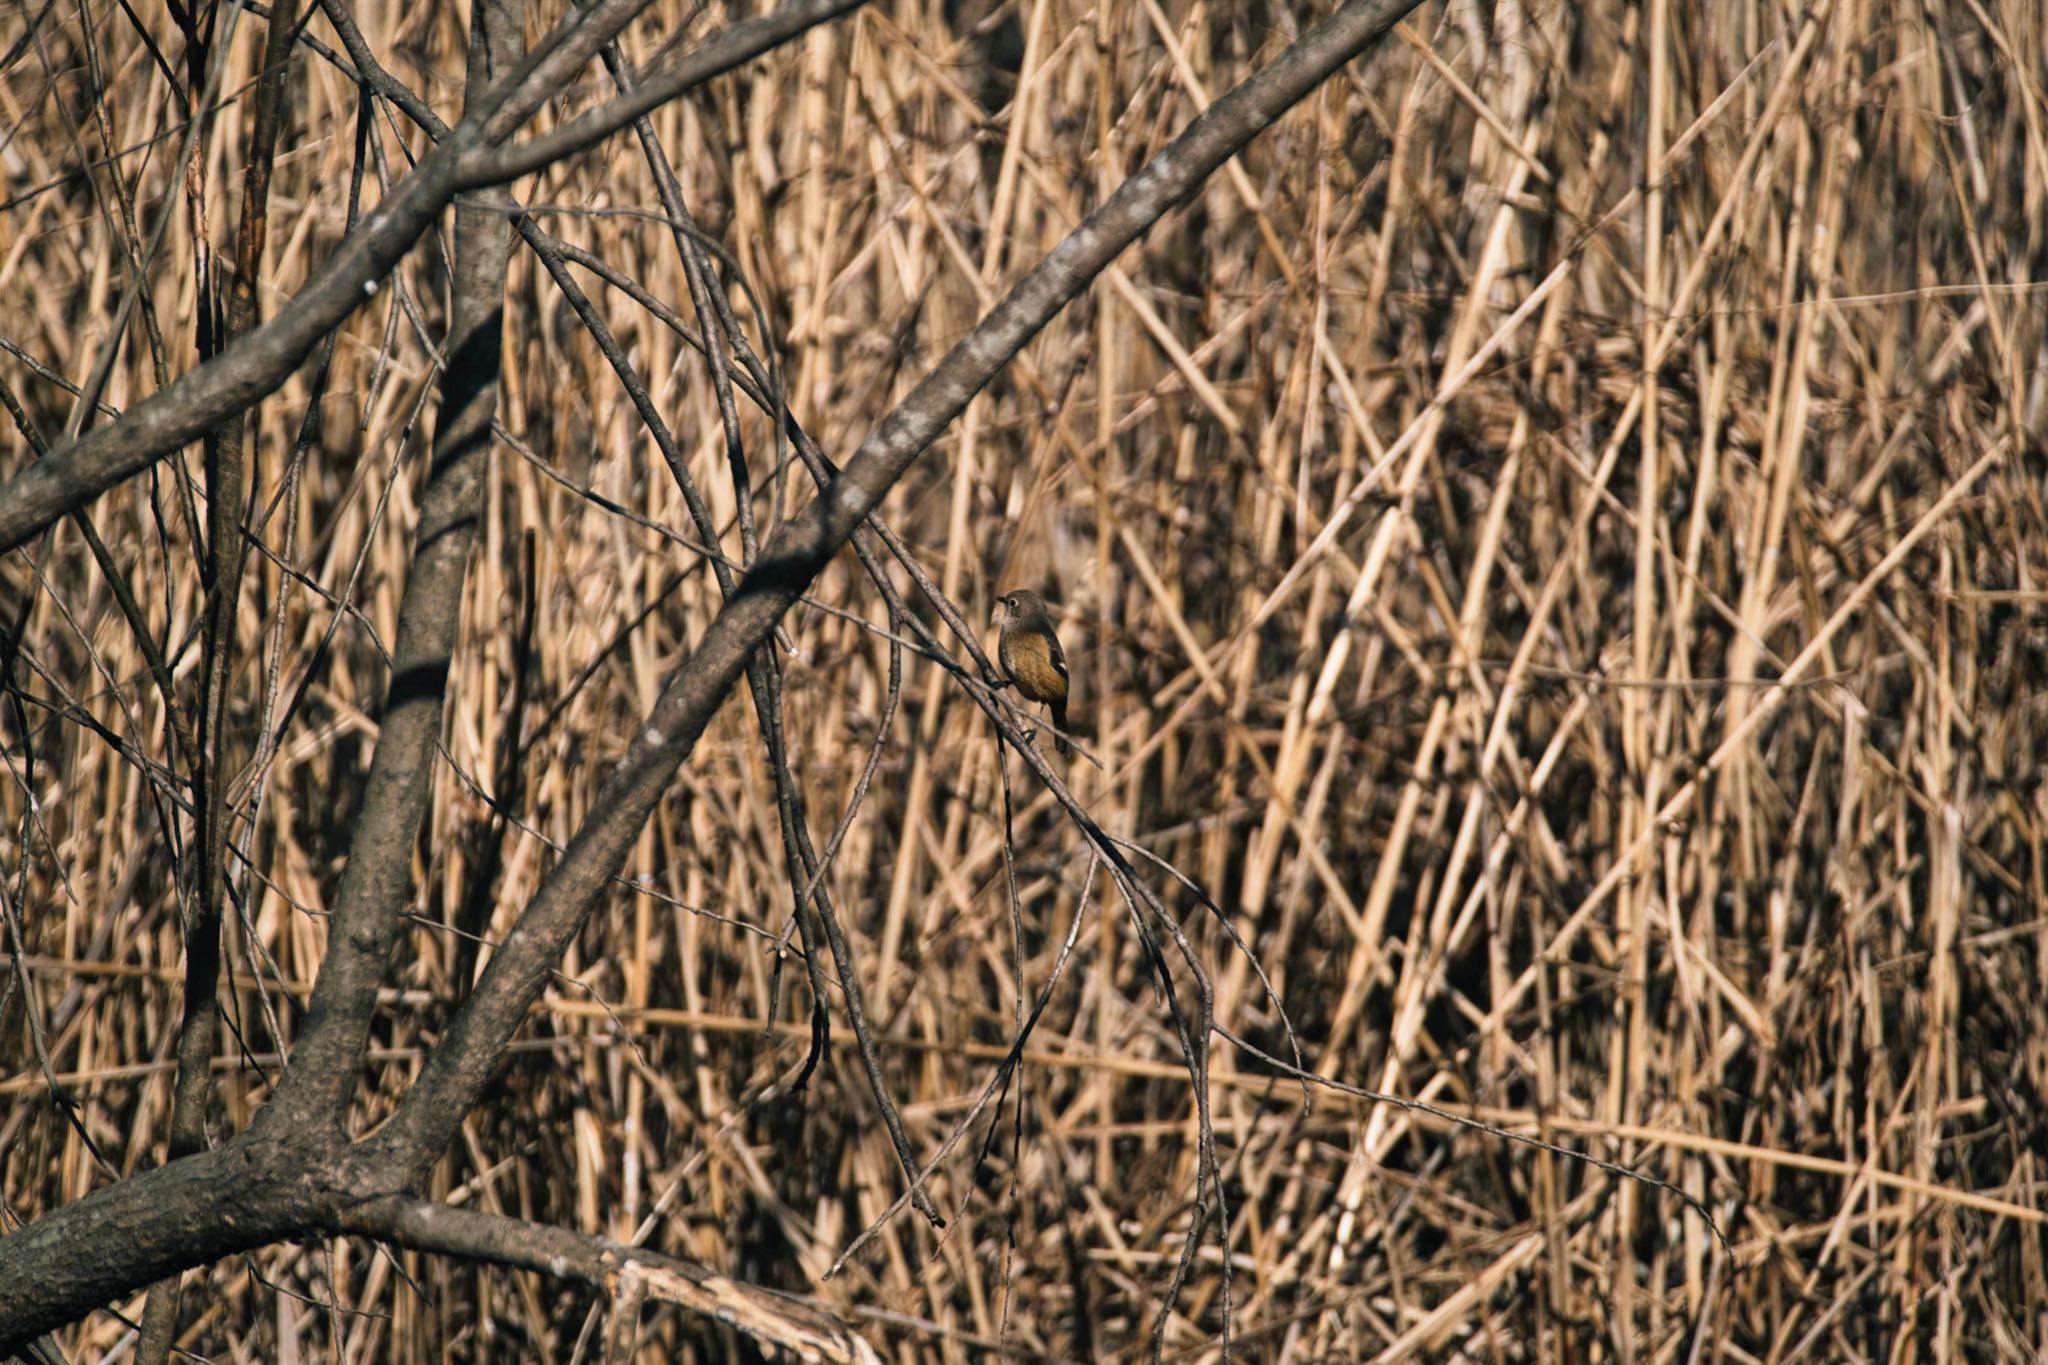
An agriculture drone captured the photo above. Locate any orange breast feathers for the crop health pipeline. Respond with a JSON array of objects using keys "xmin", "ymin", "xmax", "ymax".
[{"xmin": 1001, "ymin": 629, "xmax": 1068, "ymax": 705}]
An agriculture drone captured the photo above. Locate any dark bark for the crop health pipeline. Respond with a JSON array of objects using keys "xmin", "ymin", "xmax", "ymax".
[
  {"xmin": 355, "ymin": 0, "xmax": 1420, "ymax": 1179},
  {"xmin": 0, "ymin": 1135, "xmax": 878, "ymax": 1363},
  {"xmin": 0, "ymin": 1, "xmax": 1417, "ymax": 1350},
  {"xmin": 258, "ymin": 0, "xmax": 521, "ymax": 1137},
  {"xmin": 138, "ymin": 2, "xmax": 300, "ymax": 1352},
  {"xmin": 0, "ymin": 0, "xmax": 864, "ymax": 556},
  {"xmin": 0, "ymin": 1133, "xmax": 356, "ymax": 1345}
]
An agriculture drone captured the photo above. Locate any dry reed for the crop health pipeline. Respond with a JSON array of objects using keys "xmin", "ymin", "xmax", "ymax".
[{"xmin": 3, "ymin": 0, "xmax": 2046, "ymax": 1359}]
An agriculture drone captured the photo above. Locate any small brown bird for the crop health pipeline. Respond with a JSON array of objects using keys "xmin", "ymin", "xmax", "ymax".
[{"xmin": 995, "ymin": 589, "xmax": 1070, "ymax": 757}]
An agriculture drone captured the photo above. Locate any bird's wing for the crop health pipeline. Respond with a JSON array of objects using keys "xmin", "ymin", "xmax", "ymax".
[{"xmin": 1045, "ymin": 627, "xmax": 1069, "ymax": 683}]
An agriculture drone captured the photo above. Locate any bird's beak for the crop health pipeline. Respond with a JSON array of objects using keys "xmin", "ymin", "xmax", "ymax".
[{"xmin": 991, "ymin": 600, "xmax": 1005, "ymax": 624}]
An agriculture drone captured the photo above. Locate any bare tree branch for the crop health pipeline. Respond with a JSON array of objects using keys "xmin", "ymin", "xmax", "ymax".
[
  {"xmin": 136, "ymin": 0, "xmax": 303, "ymax": 1353},
  {"xmin": 0, "ymin": 0, "xmax": 863, "ymax": 555},
  {"xmin": 353, "ymin": 0, "xmax": 1418, "ymax": 1186},
  {"xmin": 341, "ymin": 1197, "xmax": 885, "ymax": 1365},
  {"xmin": 254, "ymin": 0, "xmax": 522, "ymax": 1139},
  {"xmin": 0, "ymin": 1139, "xmax": 341, "ymax": 1347},
  {"xmin": 0, "ymin": 2, "xmax": 1414, "ymax": 1350}
]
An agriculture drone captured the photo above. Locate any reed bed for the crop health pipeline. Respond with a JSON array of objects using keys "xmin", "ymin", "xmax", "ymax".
[{"xmin": 3, "ymin": 0, "xmax": 2046, "ymax": 1359}]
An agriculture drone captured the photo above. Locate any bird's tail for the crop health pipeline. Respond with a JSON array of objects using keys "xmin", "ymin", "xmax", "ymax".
[{"xmin": 1053, "ymin": 702, "xmax": 1070, "ymax": 757}]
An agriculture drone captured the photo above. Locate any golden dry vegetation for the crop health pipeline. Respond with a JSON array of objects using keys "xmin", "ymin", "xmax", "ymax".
[{"xmin": 3, "ymin": 0, "xmax": 2047, "ymax": 1359}]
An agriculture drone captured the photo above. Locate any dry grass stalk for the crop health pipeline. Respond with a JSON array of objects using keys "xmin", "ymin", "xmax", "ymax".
[{"xmin": 3, "ymin": 0, "xmax": 2046, "ymax": 1359}]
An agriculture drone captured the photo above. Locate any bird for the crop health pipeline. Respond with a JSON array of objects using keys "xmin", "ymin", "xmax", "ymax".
[{"xmin": 995, "ymin": 589, "xmax": 1070, "ymax": 757}]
